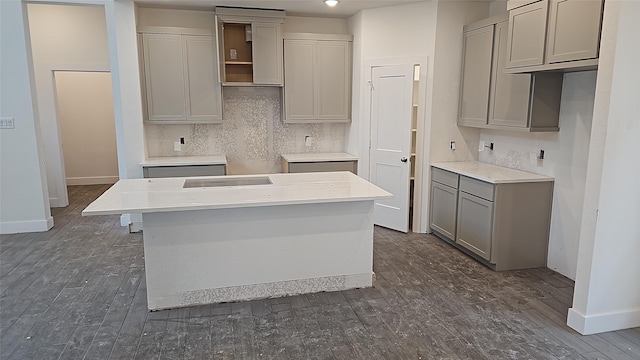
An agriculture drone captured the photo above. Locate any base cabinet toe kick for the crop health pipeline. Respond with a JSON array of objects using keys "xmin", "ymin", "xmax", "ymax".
[{"xmin": 429, "ymin": 163, "xmax": 554, "ymax": 271}]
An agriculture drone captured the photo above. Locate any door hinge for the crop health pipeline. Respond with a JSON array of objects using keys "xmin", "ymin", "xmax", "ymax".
[{"xmin": 368, "ymin": 80, "xmax": 374, "ymax": 90}]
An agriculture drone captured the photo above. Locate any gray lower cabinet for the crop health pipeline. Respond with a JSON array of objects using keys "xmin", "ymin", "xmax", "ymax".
[
  {"xmin": 143, "ymin": 164, "xmax": 226, "ymax": 178},
  {"xmin": 429, "ymin": 166, "xmax": 554, "ymax": 271},
  {"xmin": 282, "ymin": 160, "xmax": 357, "ymax": 174},
  {"xmin": 456, "ymin": 190, "xmax": 494, "ymax": 260},
  {"xmin": 429, "ymin": 169, "xmax": 459, "ymax": 242}
]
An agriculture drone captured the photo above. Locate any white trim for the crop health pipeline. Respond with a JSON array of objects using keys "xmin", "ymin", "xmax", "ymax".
[
  {"xmin": 0, "ymin": 217, "xmax": 54, "ymax": 234},
  {"xmin": 137, "ymin": 26, "xmax": 212, "ymax": 36},
  {"xmin": 361, "ymin": 56, "xmax": 430, "ymax": 233},
  {"xmin": 66, "ymin": 176, "xmax": 118, "ymax": 185},
  {"xmin": 283, "ymin": 33, "xmax": 353, "ymax": 41},
  {"xmin": 568, "ymin": 307, "xmax": 640, "ymax": 335},
  {"xmin": 46, "ymin": 65, "xmax": 112, "ymax": 208}
]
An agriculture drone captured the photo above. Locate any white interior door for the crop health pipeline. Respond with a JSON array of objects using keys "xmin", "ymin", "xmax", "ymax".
[{"xmin": 369, "ymin": 64, "xmax": 414, "ymax": 232}]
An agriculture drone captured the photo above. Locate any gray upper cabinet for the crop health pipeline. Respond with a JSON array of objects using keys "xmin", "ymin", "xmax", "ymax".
[
  {"xmin": 505, "ymin": 0, "xmax": 549, "ymax": 69},
  {"xmin": 283, "ymin": 33, "xmax": 352, "ymax": 123},
  {"xmin": 458, "ymin": 16, "xmax": 563, "ymax": 132},
  {"xmin": 458, "ymin": 25, "xmax": 494, "ymax": 127},
  {"xmin": 140, "ymin": 29, "xmax": 222, "ymax": 124},
  {"xmin": 546, "ymin": 0, "xmax": 603, "ymax": 64},
  {"xmin": 216, "ymin": 8, "xmax": 285, "ymax": 86},
  {"xmin": 505, "ymin": 0, "xmax": 603, "ymax": 73}
]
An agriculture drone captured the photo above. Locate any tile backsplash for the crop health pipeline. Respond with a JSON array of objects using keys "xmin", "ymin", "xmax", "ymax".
[{"xmin": 145, "ymin": 87, "xmax": 346, "ymax": 174}]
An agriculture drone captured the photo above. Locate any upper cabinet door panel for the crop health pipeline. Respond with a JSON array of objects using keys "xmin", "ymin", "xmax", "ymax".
[
  {"xmin": 284, "ymin": 40, "xmax": 317, "ymax": 120},
  {"xmin": 317, "ymin": 41, "xmax": 350, "ymax": 120},
  {"xmin": 506, "ymin": 0, "xmax": 549, "ymax": 68},
  {"xmin": 546, "ymin": 0, "xmax": 603, "ymax": 63},
  {"xmin": 458, "ymin": 25, "xmax": 494, "ymax": 126},
  {"xmin": 488, "ymin": 21, "xmax": 532, "ymax": 128},
  {"xmin": 183, "ymin": 35, "xmax": 222, "ymax": 122},
  {"xmin": 252, "ymin": 22, "xmax": 283, "ymax": 85},
  {"xmin": 143, "ymin": 33, "xmax": 186, "ymax": 121}
]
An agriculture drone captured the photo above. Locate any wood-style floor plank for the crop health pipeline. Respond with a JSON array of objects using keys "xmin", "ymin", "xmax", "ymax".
[{"xmin": 0, "ymin": 185, "xmax": 638, "ymax": 360}]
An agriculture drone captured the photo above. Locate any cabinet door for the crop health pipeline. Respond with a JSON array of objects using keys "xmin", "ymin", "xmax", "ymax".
[
  {"xmin": 252, "ymin": 22, "xmax": 283, "ymax": 85},
  {"xmin": 284, "ymin": 40, "xmax": 317, "ymax": 121},
  {"xmin": 317, "ymin": 40, "xmax": 351, "ymax": 121},
  {"xmin": 183, "ymin": 35, "xmax": 222, "ymax": 122},
  {"xmin": 142, "ymin": 33, "xmax": 186, "ymax": 121},
  {"xmin": 458, "ymin": 25, "xmax": 494, "ymax": 127},
  {"xmin": 546, "ymin": 0, "xmax": 603, "ymax": 63},
  {"xmin": 457, "ymin": 191, "xmax": 493, "ymax": 261},
  {"xmin": 506, "ymin": 0, "xmax": 549, "ymax": 68},
  {"xmin": 430, "ymin": 181, "xmax": 458, "ymax": 242},
  {"xmin": 488, "ymin": 21, "xmax": 532, "ymax": 128}
]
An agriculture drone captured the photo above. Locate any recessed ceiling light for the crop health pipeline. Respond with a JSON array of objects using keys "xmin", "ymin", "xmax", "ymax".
[{"xmin": 324, "ymin": 0, "xmax": 339, "ymax": 7}]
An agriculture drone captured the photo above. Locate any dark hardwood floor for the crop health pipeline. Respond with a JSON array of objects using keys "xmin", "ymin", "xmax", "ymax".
[{"xmin": 1, "ymin": 185, "xmax": 639, "ymax": 359}]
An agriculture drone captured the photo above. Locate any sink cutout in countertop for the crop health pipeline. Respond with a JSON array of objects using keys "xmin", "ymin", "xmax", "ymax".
[{"xmin": 183, "ymin": 176, "xmax": 272, "ymax": 188}]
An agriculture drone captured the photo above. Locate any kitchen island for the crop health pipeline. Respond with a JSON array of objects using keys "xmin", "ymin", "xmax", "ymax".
[{"xmin": 83, "ymin": 172, "xmax": 391, "ymax": 310}]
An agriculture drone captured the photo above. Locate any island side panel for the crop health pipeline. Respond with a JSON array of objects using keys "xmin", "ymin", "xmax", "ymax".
[{"xmin": 142, "ymin": 200, "xmax": 375, "ymax": 310}]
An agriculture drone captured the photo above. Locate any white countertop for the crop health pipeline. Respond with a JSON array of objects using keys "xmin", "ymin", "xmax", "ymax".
[
  {"xmin": 140, "ymin": 155, "xmax": 227, "ymax": 167},
  {"xmin": 82, "ymin": 171, "xmax": 391, "ymax": 216},
  {"xmin": 431, "ymin": 161, "xmax": 554, "ymax": 184},
  {"xmin": 281, "ymin": 152, "xmax": 358, "ymax": 163}
]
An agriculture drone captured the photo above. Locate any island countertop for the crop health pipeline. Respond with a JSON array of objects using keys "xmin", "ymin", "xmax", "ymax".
[
  {"xmin": 82, "ymin": 171, "xmax": 391, "ymax": 216},
  {"xmin": 431, "ymin": 161, "xmax": 554, "ymax": 184}
]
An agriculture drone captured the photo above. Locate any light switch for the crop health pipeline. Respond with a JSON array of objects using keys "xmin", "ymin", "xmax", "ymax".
[
  {"xmin": 0, "ymin": 117, "xmax": 14, "ymax": 129},
  {"xmin": 174, "ymin": 141, "xmax": 182, "ymax": 152},
  {"xmin": 478, "ymin": 140, "xmax": 485, "ymax": 152},
  {"xmin": 305, "ymin": 136, "xmax": 313, "ymax": 147}
]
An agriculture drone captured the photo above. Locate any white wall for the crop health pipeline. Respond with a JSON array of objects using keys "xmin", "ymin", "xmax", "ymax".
[
  {"xmin": 284, "ymin": 16, "xmax": 348, "ymax": 34},
  {"xmin": 136, "ymin": 7, "xmax": 214, "ymax": 29},
  {"xmin": 428, "ymin": 0, "xmax": 491, "ymax": 163},
  {"xmin": 27, "ymin": 3, "xmax": 111, "ymax": 206},
  {"xmin": 347, "ymin": 1, "xmax": 438, "ymax": 233},
  {"xmin": 568, "ymin": 0, "xmax": 640, "ymax": 335},
  {"xmin": 0, "ymin": 0, "xmax": 53, "ymax": 234},
  {"xmin": 479, "ymin": 72, "xmax": 596, "ymax": 280},
  {"xmin": 55, "ymin": 71, "xmax": 118, "ymax": 185}
]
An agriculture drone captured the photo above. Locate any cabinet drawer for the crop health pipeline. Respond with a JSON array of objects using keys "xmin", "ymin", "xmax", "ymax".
[
  {"xmin": 287, "ymin": 161, "xmax": 357, "ymax": 174},
  {"xmin": 459, "ymin": 176, "xmax": 494, "ymax": 201},
  {"xmin": 143, "ymin": 165, "xmax": 226, "ymax": 178},
  {"xmin": 432, "ymin": 167, "xmax": 459, "ymax": 188}
]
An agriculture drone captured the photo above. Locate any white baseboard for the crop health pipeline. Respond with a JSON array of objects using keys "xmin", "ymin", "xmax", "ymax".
[
  {"xmin": 0, "ymin": 216, "xmax": 54, "ymax": 234},
  {"xmin": 568, "ymin": 307, "xmax": 640, "ymax": 335},
  {"xmin": 49, "ymin": 197, "xmax": 69, "ymax": 208},
  {"xmin": 66, "ymin": 176, "xmax": 118, "ymax": 186}
]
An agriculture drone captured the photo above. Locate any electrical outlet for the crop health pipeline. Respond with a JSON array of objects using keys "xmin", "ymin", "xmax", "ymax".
[
  {"xmin": 304, "ymin": 136, "xmax": 313, "ymax": 147},
  {"xmin": 174, "ymin": 141, "xmax": 182, "ymax": 152}
]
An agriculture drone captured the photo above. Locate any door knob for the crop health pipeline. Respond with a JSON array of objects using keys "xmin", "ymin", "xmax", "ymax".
[{"xmin": 401, "ymin": 157, "xmax": 408, "ymax": 163}]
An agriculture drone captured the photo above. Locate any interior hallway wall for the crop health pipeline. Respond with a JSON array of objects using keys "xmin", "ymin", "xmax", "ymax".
[
  {"xmin": 27, "ymin": 3, "xmax": 111, "ymax": 207},
  {"xmin": 0, "ymin": 0, "xmax": 53, "ymax": 234},
  {"xmin": 569, "ymin": 0, "xmax": 640, "ymax": 335},
  {"xmin": 55, "ymin": 71, "xmax": 118, "ymax": 185}
]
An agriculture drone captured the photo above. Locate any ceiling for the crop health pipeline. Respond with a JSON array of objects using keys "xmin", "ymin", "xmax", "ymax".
[{"xmin": 134, "ymin": 0, "xmax": 428, "ymax": 18}]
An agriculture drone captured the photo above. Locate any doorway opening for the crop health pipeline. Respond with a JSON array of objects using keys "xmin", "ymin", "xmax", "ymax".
[
  {"xmin": 367, "ymin": 63, "xmax": 422, "ymax": 233},
  {"xmin": 53, "ymin": 71, "xmax": 118, "ymax": 189}
]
